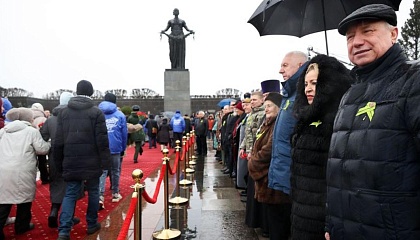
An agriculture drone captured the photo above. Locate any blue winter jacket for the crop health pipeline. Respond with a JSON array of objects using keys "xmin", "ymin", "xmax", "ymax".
[
  {"xmin": 98, "ymin": 101, "xmax": 127, "ymax": 154},
  {"xmin": 170, "ymin": 113, "xmax": 185, "ymax": 133},
  {"xmin": 268, "ymin": 62, "xmax": 308, "ymax": 194}
]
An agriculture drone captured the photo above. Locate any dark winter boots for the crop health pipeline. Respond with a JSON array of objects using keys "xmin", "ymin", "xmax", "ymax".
[{"xmin": 48, "ymin": 203, "xmax": 61, "ymax": 228}]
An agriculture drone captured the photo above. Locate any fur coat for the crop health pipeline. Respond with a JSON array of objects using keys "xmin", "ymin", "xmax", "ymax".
[
  {"xmin": 0, "ymin": 120, "xmax": 50, "ymax": 203},
  {"xmin": 248, "ymin": 115, "xmax": 290, "ymax": 204},
  {"xmin": 290, "ymin": 54, "xmax": 353, "ymax": 240}
]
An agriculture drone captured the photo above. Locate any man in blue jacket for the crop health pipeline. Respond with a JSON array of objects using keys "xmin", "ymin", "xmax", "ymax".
[
  {"xmin": 98, "ymin": 93, "xmax": 128, "ymax": 208},
  {"xmin": 267, "ymin": 51, "xmax": 308, "ymax": 240},
  {"xmin": 170, "ymin": 110, "xmax": 185, "ymax": 149}
]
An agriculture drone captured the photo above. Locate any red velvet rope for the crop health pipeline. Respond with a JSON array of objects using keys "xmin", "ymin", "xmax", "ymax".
[
  {"xmin": 167, "ymin": 153, "xmax": 179, "ymax": 175},
  {"xmin": 180, "ymin": 143, "xmax": 186, "ymax": 162},
  {"xmin": 142, "ymin": 164, "xmax": 166, "ymax": 204},
  {"xmin": 117, "ymin": 195, "xmax": 138, "ymax": 240}
]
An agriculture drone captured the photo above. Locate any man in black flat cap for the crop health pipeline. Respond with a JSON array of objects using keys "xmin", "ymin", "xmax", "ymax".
[
  {"xmin": 325, "ymin": 4, "xmax": 420, "ymax": 240},
  {"xmin": 54, "ymin": 80, "xmax": 110, "ymax": 240}
]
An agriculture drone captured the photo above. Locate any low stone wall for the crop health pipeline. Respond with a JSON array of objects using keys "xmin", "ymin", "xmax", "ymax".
[{"xmin": 8, "ymin": 97, "xmax": 226, "ymax": 115}]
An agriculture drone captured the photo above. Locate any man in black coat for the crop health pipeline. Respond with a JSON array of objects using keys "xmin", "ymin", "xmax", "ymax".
[
  {"xmin": 54, "ymin": 80, "xmax": 110, "ymax": 240},
  {"xmin": 326, "ymin": 4, "xmax": 420, "ymax": 240},
  {"xmin": 194, "ymin": 110, "xmax": 208, "ymax": 156},
  {"xmin": 222, "ymin": 101, "xmax": 239, "ymax": 176}
]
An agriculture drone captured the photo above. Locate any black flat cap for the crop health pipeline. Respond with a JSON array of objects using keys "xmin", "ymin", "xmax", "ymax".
[{"xmin": 338, "ymin": 4, "xmax": 397, "ymax": 35}]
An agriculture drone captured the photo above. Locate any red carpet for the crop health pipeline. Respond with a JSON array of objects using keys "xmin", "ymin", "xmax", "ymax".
[{"xmin": 3, "ymin": 146, "xmax": 165, "ymax": 240}]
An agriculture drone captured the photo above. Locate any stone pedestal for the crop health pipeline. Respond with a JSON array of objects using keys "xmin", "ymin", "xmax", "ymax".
[{"xmin": 164, "ymin": 69, "xmax": 191, "ymax": 115}]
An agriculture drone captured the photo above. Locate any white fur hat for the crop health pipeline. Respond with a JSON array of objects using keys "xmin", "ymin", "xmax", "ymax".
[
  {"xmin": 60, "ymin": 92, "xmax": 74, "ymax": 105},
  {"xmin": 31, "ymin": 103, "xmax": 44, "ymax": 112}
]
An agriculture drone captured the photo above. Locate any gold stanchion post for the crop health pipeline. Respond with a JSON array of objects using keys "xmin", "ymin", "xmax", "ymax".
[
  {"xmin": 169, "ymin": 141, "xmax": 188, "ymax": 207},
  {"xmin": 132, "ymin": 169, "xmax": 145, "ymax": 240},
  {"xmin": 185, "ymin": 132, "xmax": 195, "ymax": 174},
  {"xmin": 179, "ymin": 136, "xmax": 192, "ymax": 188},
  {"xmin": 152, "ymin": 149, "xmax": 181, "ymax": 240}
]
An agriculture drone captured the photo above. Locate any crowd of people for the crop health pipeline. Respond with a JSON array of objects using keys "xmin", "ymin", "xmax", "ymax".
[
  {"xmin": 1, "ymin": 4, "xmax": 420, "ymax": 240},
  {"xmin": 0, "ymin": 80, "xmax": 201, "ymax": 240},
  {"xmin": 201, "ymin": 4, "xmax": 420, "ymax": 240}
]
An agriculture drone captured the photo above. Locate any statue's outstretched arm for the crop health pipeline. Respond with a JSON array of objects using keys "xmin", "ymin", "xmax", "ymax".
[
  {"xmin": 183, "ymin": 21, "xmax": 194, "ymax": 34},
  {"xmin": 161, "ymin": 20, "xmax": 171, "ymax": 33},
  {"xmin": 184, "ymin": 32, "xmax": 194, "ymax": 38}
]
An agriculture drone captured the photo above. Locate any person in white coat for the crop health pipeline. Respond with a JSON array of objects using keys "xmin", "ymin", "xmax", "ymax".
[{"xmin": 0, "ymin": 107, "xmax": 50, "ymax": 239}]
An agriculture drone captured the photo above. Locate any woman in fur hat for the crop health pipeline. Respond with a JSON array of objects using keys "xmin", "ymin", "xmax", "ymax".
[
  {"xmin": 248, "ymin": 92, "xmax": 286, "ymax": 239},
  {"xmin": 0, "ymin": 108, "xmax": 50, "ymax": 238},
  {"xmin": 31, "ymin": 103, "xmax": 50, "ymax": 184},
  {"xmin": 290, "ymin": 54, "xmax": 353, "ymax": 240}
]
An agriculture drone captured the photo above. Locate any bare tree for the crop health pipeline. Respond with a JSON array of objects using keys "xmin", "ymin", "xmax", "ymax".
[
  {"xmin": 92, "ymin": 90, "xmax": 104, "ymax": 100},
  {"xmin": 0, "ymin": 86, "xmax": 7, "ymax": 97},
  {"xmin": 3, "ymin": 87, "xmax": 33, "ymax": 97},
  {"xmin": 105, "ymin": 89, "xmax": 128, "ymax": 99},
  {"xmin": 43, "ymin": 89, "xmax": 75, "ymax": 99},
  {"xmin": 215, "ymin": 88, "xmax": 242, "ymax": 98},
  {"xmin": 131, "ymin": 88, "xmax": 159, "ymax": 98}
]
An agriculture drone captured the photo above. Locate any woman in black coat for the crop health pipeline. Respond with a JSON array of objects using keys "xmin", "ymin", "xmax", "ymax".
[
  {"xmin": 157, "ymin": 118, "xmax": 171, "ymax": 151},
  {"xmin": 290, "ymin": 54, "xmax": 353, "ymax": 240}
]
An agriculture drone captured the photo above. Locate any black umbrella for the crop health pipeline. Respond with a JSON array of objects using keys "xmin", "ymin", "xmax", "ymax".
[{"xmin": 248, "ymin": 0, "xmax": 401, "ymax": 55}]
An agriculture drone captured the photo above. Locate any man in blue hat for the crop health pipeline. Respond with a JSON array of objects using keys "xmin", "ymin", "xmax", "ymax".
[{"xmin": 325, "ymin": 4, "xmax": 420, "ymax": 240}]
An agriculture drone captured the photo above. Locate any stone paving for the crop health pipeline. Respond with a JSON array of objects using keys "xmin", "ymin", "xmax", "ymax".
[{"xmin": 85, "ymin": 141, "xmax": 268, "ymax": 240}]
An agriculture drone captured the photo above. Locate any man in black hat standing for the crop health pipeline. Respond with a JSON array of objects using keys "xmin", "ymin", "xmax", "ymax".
[
  {"xmin": 325, "ymin": 4, "xmax": 420, "ymax": 240},
  {"xmin": 54, "ymin": 80, "xmax": 110, "ymax": 240}
]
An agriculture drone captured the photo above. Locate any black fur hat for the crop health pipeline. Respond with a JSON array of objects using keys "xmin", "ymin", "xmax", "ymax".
[
  {"xmin": 265, "ymin": 92, "xmax": 282, "ymax": 108},
  {"xmin": 294, "ymin": 54, "xmax": 354, "ymax": 122}
]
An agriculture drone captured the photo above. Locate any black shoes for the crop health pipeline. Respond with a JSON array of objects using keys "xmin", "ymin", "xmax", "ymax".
[
  {"xmin": 72, "ymin": 217, "xmax": 81, "ymax": 225},
  {"xmin": 57, "ymin": 236, "xmax": 70, "ymax": 240},
  {"xmin": 48, "ymin": 214, "xmax": 58, "ymax": 228},
  {"xmin": 240, "ymin": 191, "xmax": 247, "ymax": 197},
  {"xmin": 87, "ymin": 222, "xmax": 101, "ymax": 235},
  {"xmin": 262, "ymin": 232, "xmax": 270, "ymax": 238},
  {"xmin": 134, "ymin": 160, "xmax": 138, "ymax": 163},
  {"xmin": 15, "ymin": 223, "xmax": 34, "ymax": 235},
  {"xmin": 48, "ymin": 204, "xmax": 60, "ymax": 228}
]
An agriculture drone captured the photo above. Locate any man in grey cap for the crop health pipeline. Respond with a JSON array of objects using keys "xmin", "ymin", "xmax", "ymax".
[{"xmin": 325, "ymin": 4, "xmax": 420, "ymax": 240}]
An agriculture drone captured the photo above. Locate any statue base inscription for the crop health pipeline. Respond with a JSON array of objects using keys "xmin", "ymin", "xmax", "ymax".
[{"xmin": 164, "ymin": 69, "xmax": 191, "ymax": 115}]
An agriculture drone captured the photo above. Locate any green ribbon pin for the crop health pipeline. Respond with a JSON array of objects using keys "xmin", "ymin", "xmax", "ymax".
[
  {"xmin": 310, "ymin": 120, "xmax": 322, "ymax": 127},
  {"xmin": 356, "ymin": 102, "xmax": 376, "ymax": 121},
  {"xmin": 256, "ymin": 131, "xmax": 265, "ymax": 140},
  {"xmin": 282, "ymin": 100, "xmax": 290, "ymax": 110}
]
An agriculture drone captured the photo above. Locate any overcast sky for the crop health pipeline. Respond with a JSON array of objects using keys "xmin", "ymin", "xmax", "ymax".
[{"xmin": 0, "ymin": 0, "xmax": 414, "ymax": 98}]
